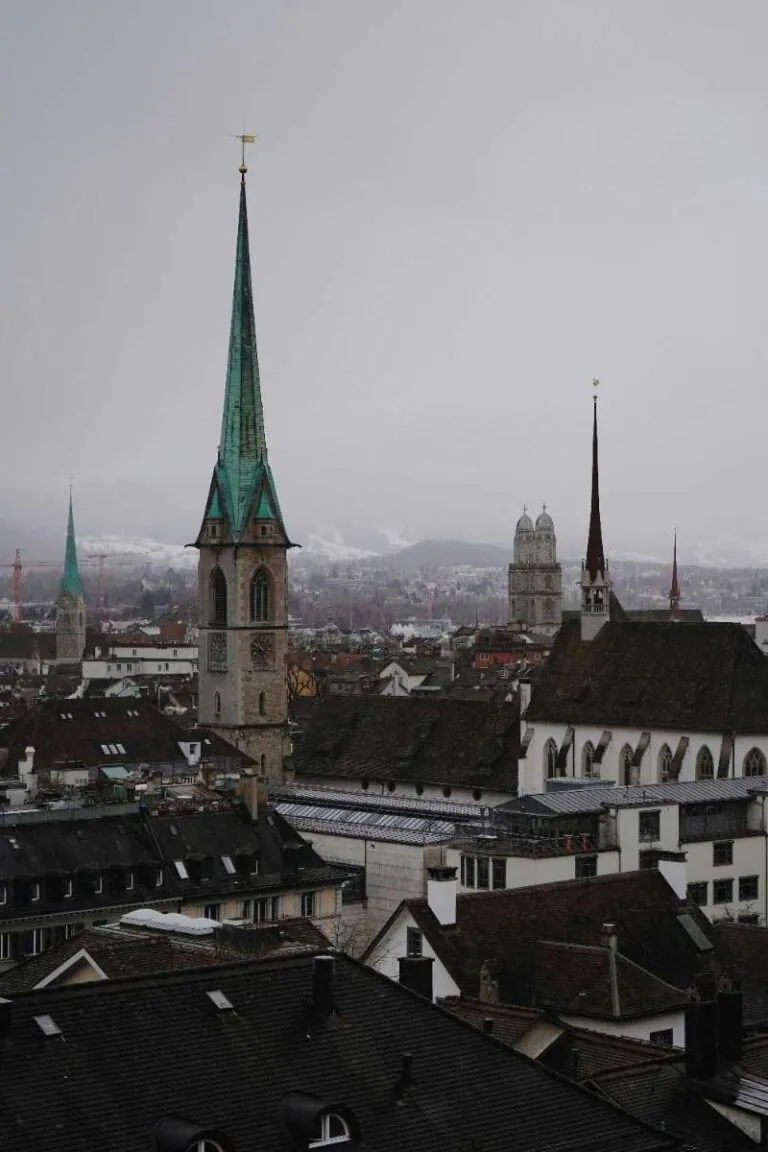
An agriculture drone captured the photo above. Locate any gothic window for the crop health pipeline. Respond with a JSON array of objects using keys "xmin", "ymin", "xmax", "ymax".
[
  {"xmin": 620, "ymin": 743, "xmax": 633, "ymax": 786},
  {"xmin": 250, "ymin": 568, "xmax": 270, "ymax": 623},
  {"xmin": 210, "ymin": 567, "xmax": 227, "ymax": 627},
  {"xmin": 258, "ymin": 691, "xmax": 266, "ymax": 716},
  {"xmin": 544, "ymin": 597, "xmax": 555, "ymax": 620},
  {"xmin": 544, "ymin": 739, "xmax": 558, "ymax": 779},
  {"xmin": 696, "ymin": 745, "xmax": 714, "ymax": 780},
  {"xmin": 582, "ymin": 741, "xmax": 596, "ymax": 778},
  {"xmin": 744, "ymin": 747, "xmax": 767, "ymax": 777},
  {"xmin": 658, "ymin": 743, "xmax": 673, "ymax": 783},
  {"xmin": 214, "ymin": 691, "xmax": 221, "ymax": 718}
]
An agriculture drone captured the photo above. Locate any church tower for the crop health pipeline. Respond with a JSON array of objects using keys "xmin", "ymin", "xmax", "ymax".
[
  {"xmin": 580, "ymin": 391, "xmax": 611, "ymax": 641},
  {"xmin": 55, "ymin": 491, "xmax": 86, "ymax": 663},
  {"xmin": 194, "ymin": 153, "xmax": 292, "ymax": 780},
  {"xmin": 508, "ymin": 506, "xmax": 562, "ymax": 635}
]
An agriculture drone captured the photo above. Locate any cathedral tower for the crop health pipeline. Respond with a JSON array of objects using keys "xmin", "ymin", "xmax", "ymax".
[
  {"xmin": 508, "ymin": 506, "xmax": 562, "ymax": 635},
  {"xmin": 669, "ymin": 532, "xmax": 680, "ymax": 616},
  {"xmin": 194, "ymin": 155, "xmax": 292, "ymax": 778},
  {"xmin": 55, "ymin": 491, "xmax": 86, "ymax": 662},
  {"xmin": 580, "ymin": 391, "xmax": 611, "ymax": 641}
]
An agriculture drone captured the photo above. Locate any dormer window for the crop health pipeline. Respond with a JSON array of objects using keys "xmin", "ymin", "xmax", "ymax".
[
  {"xmin": 309, "ymin": 1114, "xmax": 352, "ymax": 1147},
  {"xmin": 31, "ymin": 882, "xmax": 40, "ymax": 903},
  {"xmin": 64, "ymin": 878, "xmax": 73, "ymax": 899}
]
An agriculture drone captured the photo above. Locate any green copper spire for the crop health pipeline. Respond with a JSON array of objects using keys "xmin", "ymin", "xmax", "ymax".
[
  {"xmin": 60, "ymin": 490, "xmax": 83, "ymax": 600},
  {"xmin": 203, "ymin": 167, "xmax": 285, "ymax": 542}
]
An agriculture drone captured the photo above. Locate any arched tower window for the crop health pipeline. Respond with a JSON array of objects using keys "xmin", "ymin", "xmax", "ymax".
[
  {"xmin": 544, "ymin": 739, "xmax": 558, "ymax": 779},
  {"xmin": 260, "ymin": 753, "xmax": 267, "ymax": 775},
  {"xmin": 258, "ymin": 691, "xmax": 266, "ymax": 716},
  {"xmin": 210, "ymin": 567, "xmax": 227, "ymax": 627},
  {"xmin": 620, "ymin": 743, "xmax": 633, "ymax": 786},
  {"xmin": 582, "ymin": 741, "xmax": 596, "ymax": 778},
  {"xmin": 658, "ymin": 744, "xmax": 673, "ymax": 783},
  {"xmin": 309, "ymin": 1113, "xmax": 351, "ymax": 1148},
  {"xmin": 250, "ymin": 568, "xmax": 270, "ymax": 623},
  {"xmin": 744, "ymin": 747, "xmax": 767, "ymax": 777},
  {"xmin": 696, "ymin": 745, "xmax": 714, "ymax": 780},
  {"xmin": 213, "ymin": 691, "xmax": 222, "ymax": 718}
]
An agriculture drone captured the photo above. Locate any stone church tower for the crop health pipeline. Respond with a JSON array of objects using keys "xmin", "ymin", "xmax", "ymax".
[
  {"xmin": 194, "ymin": 158, "xmax": 292, "ymax": 780},
  {"xmin": 580, "ymin": 394, "xmax": 611, "ymax": 641},
  {"xmin": 55, "ymin": 492, "xmax": 86, "ymax": 663},
  {"xmin": 508, "ymin": 506, "xmax": 563, "ymax": 635}
]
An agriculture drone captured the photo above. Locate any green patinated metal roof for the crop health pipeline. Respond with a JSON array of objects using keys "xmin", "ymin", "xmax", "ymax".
[
  {"xmin": 204, "ymin": 174, "xmax": 285, "ymax": 540},
  {"xmin": 60, "ymin": 492, "xmax": 83, "ymax": 600}
]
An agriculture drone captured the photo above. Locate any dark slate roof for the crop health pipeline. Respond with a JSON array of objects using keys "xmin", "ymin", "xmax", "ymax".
[
  {"xmin": 625, "ymin": 609, "xmax": 705, "ymax": 623},
  {"xmin": 0, "ymin": 806, "xmax": 340, "ymax": 927},
  {"xmin": 531, "ymin": 941, "xmax": 687, "ymax": 1020},
  {"xmin": 589, "ymin": 1061, "xmax": 756, "ymax": 1152},
  {"xmin": 447, "ymin": 999, "xmax": 681, "ymax": 1079},
  {"xmin": 0, "ymin": 918, "xmax": 329, "ymax": 994},
  {"xmin": 371, "ymin": 871, "xmax": 728, "ymax": 1003},
  {"xmin": 0, "ymin": 631, "xmax": 56, "ymax": 662},
  {"xmin": 525, "ymin": 618, "xmax": 768, "ymax": 733},
  {"xmin": 715, "ymin": 923, "xmax": 768, "ymax": 1029},
  {"xmin": 0, "ymin": 697, "xmax": 253, "ymax": 775},
  {"xmin": 0, "ymin": 952, "xmax": 679, "ymax": 1152},
  {"xmin": 291, "ymin": 695, "xmax": 520, "ymax": 790}
]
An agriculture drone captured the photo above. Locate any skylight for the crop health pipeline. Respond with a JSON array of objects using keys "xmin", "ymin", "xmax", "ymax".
[
  {"xmin": 116, "ymin": 743, "xmax": 126, "ymax": 754},
  {"xmin": 100, "ymin": 744, "xmax": 110, "ymax": 755},
  {"xmin": 677, "ymin": 913, "xmax": 713, "ymax": 952},
  {"xmin": 174, "ymin": 860, "xmax": 189, "ymax": 880},
  {"xmin": 221, "ymin": 855, "xmax": 236, "ymax": 875},
  {"xmin": 206, "ymin": 990, "xmax": 233, "ymax": 1011},
  {"xmin": 34, "ymin": 1015, "xmax": 62, "ymax": 1037}
]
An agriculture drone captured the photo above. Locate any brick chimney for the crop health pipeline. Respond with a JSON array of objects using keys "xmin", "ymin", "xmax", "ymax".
[{"xmin": 238, "ymin": 770, "xmax": 267, "ymax": 822}]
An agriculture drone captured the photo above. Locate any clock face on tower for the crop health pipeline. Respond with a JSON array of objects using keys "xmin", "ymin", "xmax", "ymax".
[{"xmin": 250, "ymin": 633, "xmax": 274, "ymax": 667}]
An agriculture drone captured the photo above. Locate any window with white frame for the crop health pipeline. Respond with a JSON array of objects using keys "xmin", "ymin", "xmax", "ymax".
[
  {"xmin": 31, "ymin": 882, "xmax": 40, "ymax": 902},
  {"xmin": 94, "ymin": 875, "xmax": 103, "ymax": 895},
  {"xmin": 658, "ymin": 744, "xmax": 673, "ymax": 783},
  {"xmin": 126, "ymin": 871, "xmax": 134, "ymax": 891},
  {"xmin": 301, "ymin": 891, "xmax": 316, "ymax": 917},
  {"xmin": 64, "ymin": 878, "xmax": 73, "ymax": 899},
  {"xmin": 308, "ymin": 1113, "xmax": 351, "ymax": 1148},
  {"xmin": 544, "ymin": 739, "xmax": 558, "ymax": 779},
  {"xmin": 254, "ymin": 896, "xmax": 278, "ymax": 923},
  {"xmin": 155, "ymin": 867, "xmax": 163, "ymax": 887},
  {"xmin": 0, "ymin": 884, "xmax": 5, "ymax": 905},
  {"xmin": 744, "ymin": 747, "xmax": 767, "ymax": 777},
  {"xmin": 0, "ymin": 933, "xmax": 9, "ymax": 960},
  {"xmin": 203, "ymin": 903, "xmax": 221, "ymax": 921}
]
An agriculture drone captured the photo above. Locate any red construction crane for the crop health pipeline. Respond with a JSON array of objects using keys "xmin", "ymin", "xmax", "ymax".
[
  {"xmin": 87, "ymin": 553, "xmax": 133, "ymax": 609},
  {"xmin": 0, "ymin": 551, "xmax": 135, "ymax": 621}
]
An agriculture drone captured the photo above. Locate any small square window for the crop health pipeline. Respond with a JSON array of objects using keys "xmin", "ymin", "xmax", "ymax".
[
  {"xmin": 713, "ymin": 841, "xmax": 734, "ymax": 867},
  {"xmin": 576, "ymin": 854, "xmax": 598, "ymax": 879},
  {"xmin": 639, "ymin": 810, "xmax": 661, "ymax": 842},
  {"xmin": 406, "ymin": 926, "xmax": 423, "ymax": 957},
  {"xmin": 650, "ymin": 1028, "xmax": 674, "ymax": 1047},
  {"xmin": 687, "ymin": 881, "xmax": 708, "ymax": 905},
  {"xmin": 713, "ymin": 879, "xmax": 734, "ymax": 905},
  {"xmin": 739, "ymin": 875, "xmax": 759, "ymax": 902}
]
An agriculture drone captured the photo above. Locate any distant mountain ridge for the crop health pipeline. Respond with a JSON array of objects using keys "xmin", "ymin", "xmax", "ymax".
[{"xmin": 368, "ymin": 538, "xmax": 510, "ymax": 571}]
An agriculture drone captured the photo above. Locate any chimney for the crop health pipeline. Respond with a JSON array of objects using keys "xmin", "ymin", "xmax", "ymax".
[
  {"xmin": 717, "ymin": 975, "xmax": 743, "ymax": 1062},
  {"xmin": 426, "ymin": 866, "xmax": 457, "ymax": 927},
  {"xmin": 600, "ymin": 922, "xmax": 618, "ymax": 952},
  {"xmin": 238, "ymin": 770, "xmax": 267, "ymax": 822},
  {"xmin": 684, "ymin": 987, "xmax": 718, "ymax": 1080},
  {"xmin": 658, "ymin": 853, "xmax": 687, "ymax": 900},
  {"xmin": 312, "ymin": 955, "xmax": 335, "ymax": 1019},
  {"xmin": 398, "ymin": 956, "xmax": 434, "ymax": 1002}
]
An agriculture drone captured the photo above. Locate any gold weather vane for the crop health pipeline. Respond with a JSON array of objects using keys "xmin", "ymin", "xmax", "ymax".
[{"xmin": 234, "ymin": 132, "xmax": 257, "ymax": 174}]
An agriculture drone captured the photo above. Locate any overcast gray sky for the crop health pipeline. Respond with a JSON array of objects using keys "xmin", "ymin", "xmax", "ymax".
[{"xmin": 2, "ymin": 1, "xmax": 768, "ymax": 561}]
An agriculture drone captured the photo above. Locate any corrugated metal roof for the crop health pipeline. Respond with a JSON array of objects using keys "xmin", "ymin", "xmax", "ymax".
[
  {"xmin": 503, "ymin": 777, "xmax": 768, "ymax": 815},
  {"xmin": 274, "ymin": 800, "xmax": 455, "ymax": 845},
  {"xmin": 270, "ymin": 782, "xmax": 481, "ymax": 819}
]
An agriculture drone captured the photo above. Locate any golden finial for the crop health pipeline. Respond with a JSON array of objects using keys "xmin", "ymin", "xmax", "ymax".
[{"xmin": 234, "ymin": 132, "xmax": 256, "ymax": 176}]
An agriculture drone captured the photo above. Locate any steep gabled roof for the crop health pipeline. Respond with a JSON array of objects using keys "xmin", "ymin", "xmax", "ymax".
[
  {"xmin": 371, "ymin": 871, "xmax": 728, "ymax": 1001},
  {"xmin": 291, "ymin": 694, "xmax": 520, "ymax": 790},
  {"xmin": 525, "ymin": 617, "xmax": 768, "ymax": 732},
  {"xmin": 0, "ymin": 952, "xmax": 679, "ymax": 1152}
]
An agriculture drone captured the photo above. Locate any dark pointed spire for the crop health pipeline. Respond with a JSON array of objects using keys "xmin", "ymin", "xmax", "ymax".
[
  {"xmin": 670, "ymin": 531, "xmax": 680, "ymax": 612},
  {"xmin": 585, "ymin": 395, "xmax": 605, "ymax": 581},
  {"xmin": 60, "ymin": 489, "xmax": 83, "ymax": 600}
]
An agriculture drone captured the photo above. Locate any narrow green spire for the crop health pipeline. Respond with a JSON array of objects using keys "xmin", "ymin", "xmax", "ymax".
[
  {"xmin": 60, "ymin": 490, "xmax": 83, "ymax": 599},
  {"xmin": 213, "ymin": 173, "xmax": 271, "ymax": 537}
]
